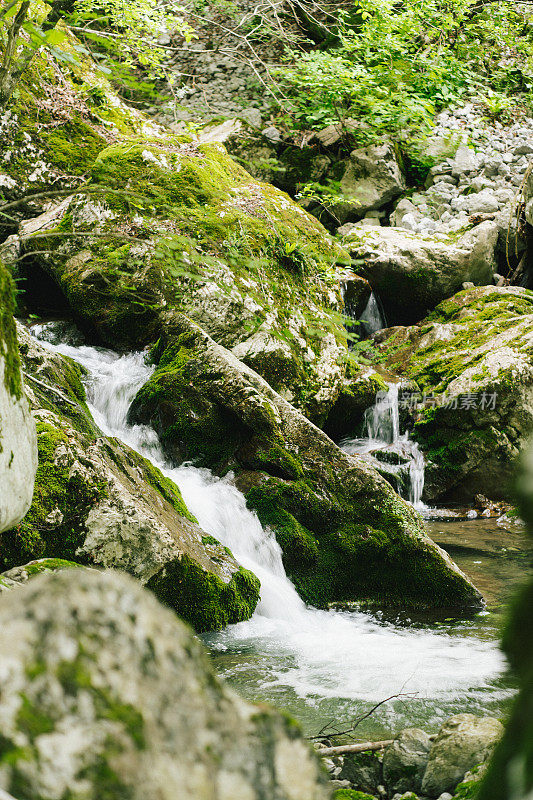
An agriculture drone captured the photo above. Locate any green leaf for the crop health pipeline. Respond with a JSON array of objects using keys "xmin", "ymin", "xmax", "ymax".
[{"xmin": 44, "ymin": 28, "xmax": 66, "ymax": 46}]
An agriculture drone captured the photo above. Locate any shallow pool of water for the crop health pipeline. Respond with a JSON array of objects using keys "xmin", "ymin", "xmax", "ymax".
[{"xmin": 204, "ymin": 518, "xmax": 531, "ymax": 739}]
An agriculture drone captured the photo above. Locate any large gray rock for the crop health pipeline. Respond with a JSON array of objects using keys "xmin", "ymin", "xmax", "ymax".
[
  {"xmin": 421, "ymin": 714, "xmax": 503, "ymax": 797},
  {"xmin": 343, "ymin": 222, "xmax": 498, "ymax": 324},
  {"xmin": 333, "ymin": 142, "xmax": 406, "ymax": 223},
  {"xmin": 0, "ymin": 263, "xmax": 37, "ymax": 533},
  {"xmin": 0, "ymin": 568, "xmax": 329, "ymax": 800},
  {"xmin": 383, "ymin": 728, "xmax": 432, "ymax": 795},
  {"xmin": 451, "ymin": 144, "xmax": 481, "ymax": 177}
]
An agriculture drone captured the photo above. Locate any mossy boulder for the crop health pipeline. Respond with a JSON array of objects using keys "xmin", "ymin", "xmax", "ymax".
[
  {"xmin": 0, "ymin": 568, "xmax": 330, "ymax": 800},
  {"xmin": 377, "ymin": 286, "xmax": 533, "ymax": 502},
  {"xmin": 129, "ymin": 312, "xmax": 483, "ymax": 612},
  {"xmin": 20, "ymin": 135, "xmax": 351, "ymax": 421},
  {"xmin": 0, "ymin": 263, "xmax": 37, "ymax": 532},
  {"xmin": 0, "ymin": 29, "xmax": 354, "ymax": 421},
  {"xmin": 0, "ymin": 29, "xmax": 164, "ymax": 240},
  {"xmin": 2, "ymin": 329, "xmax": 259, "ymax": 632}
]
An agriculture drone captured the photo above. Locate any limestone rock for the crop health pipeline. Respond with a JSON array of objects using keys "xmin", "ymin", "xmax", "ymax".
[
  {"xmin": 383, "ymin": 728, "xmax": 432, "ymax": 795},
  {"xmin": 378, "ymin": 285, "xmax": 533, "ymax": 502},
  {"xmin": 343, "ymin": 223, "xmax": 497, "ymax": 324},
  {"xmin": 332, "ymin": 142, "xmax": 406, "ymax": 223},
  {"xmin": 0, "ymin": 568, "xmax": 329, "ymax": 800},
  {"xmin": 451, "ymin": 145, "xmax": 480, "ymax": 177},
  {"xmin": 421, "ymin": 714, "xmax": 503, "ymax": 797},
  {"xmin": 0, "ymin": 264, "xmax": 37, "ymax": 533},
  {"xmin": 128, "ymin": 312, "xmax": 483, "ymax": 612}
]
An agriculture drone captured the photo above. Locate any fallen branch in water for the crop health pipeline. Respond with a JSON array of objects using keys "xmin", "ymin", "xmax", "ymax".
[{"xmin": 317, "ymin": 739, "xmax": 394, "ymax": 757}]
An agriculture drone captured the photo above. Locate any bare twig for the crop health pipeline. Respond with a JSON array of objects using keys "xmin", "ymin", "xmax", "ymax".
[{"xmin": 308, "ymin": 692, "xmax": 418, "ymax": 741}]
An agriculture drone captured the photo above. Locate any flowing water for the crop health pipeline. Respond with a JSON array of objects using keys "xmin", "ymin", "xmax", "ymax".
[
  {"xmin": 359, "ymin": 292, "xmax": 386, "ymax": 336},
  {"xmin": 341, "ymin": 383, "xmax": 427, "ymax": 511},
  {"xmin": 33, "ymin": 329, "xmax": 529, "ymax": 738}
]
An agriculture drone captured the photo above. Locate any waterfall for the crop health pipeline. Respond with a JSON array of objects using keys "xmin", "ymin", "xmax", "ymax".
[
  {"xmin": 341, "ymin": 286, "xmax": 385, "ymax": 338},
  {"xmin": 32, "ymin": 329, "xmax": 504, "ymax": 715},
  {"xmin": 341, "ymin": 384, "xmax": 426, "ymax": 510},
  {"xmin": 360, "ymin": 292, "xmax": 386, "ymax": 336},
  {"xmin": 34, "ymin": 337, "xmax": 307, "ymax": 624}
]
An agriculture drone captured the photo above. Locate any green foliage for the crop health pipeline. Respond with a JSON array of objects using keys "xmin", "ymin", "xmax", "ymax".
[
  {"xmin": 72, "ymin": 0, "xmax": 196, "ymax": 77},
  {"xmin": 274, "ymin": 0, "xmax": 533, "ymax": 144},
  {"xmin": 0, "ymin": 0, "xmax": 195, "ymax": 109},
  {"xmin": 481, "ymin": 91, "xmax": 516, "ymax": 123}
]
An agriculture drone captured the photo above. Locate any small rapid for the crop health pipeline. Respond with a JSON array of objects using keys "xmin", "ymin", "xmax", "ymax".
[
  {"xmin": 342, "ymin": 383, "xmax": 427, "ymax": 511},
  {"xmin": 33, "ymin": 330, "xmax": 510, "ymax": 734}
]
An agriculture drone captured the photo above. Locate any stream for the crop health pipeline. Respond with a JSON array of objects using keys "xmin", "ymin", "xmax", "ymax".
[{"xmin": 33, "ymin": 328, "xmax": 532, "ymax": 739}]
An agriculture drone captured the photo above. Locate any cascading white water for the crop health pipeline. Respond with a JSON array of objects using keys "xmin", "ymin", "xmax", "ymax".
[
  {"xmin": 36, "ymin": 337, "xmax": 307, "ymax": 623},
  {"xmin": 341, "ymin": 384, "xmax": 426, "ymax": 510},
  {"xmin": 34, "ymin": 330, "xmax": 507, "ymax": 728},
  {"xmin": 360, "ymin": 292, "xmax": 386, "ymax": 335}
]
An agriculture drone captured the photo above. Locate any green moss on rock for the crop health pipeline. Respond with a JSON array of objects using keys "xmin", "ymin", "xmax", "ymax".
[
  {"xmin": 245, "ymin": 474, "xmax": 475, "ymax": 609},
  {"xmin": 0, "ymin": 262, "xmax": 22, "ymax": 400},
  {"xmin": 26, "ymin": 135, "xmax": 349, "ymax": 416},
  {"xmin": 379, "ymin": 286, "xmax": 533, "ymax": 502},
  {"xmin": 0, "ymin": 419, "xmax": 104, "ymax": 569},
  {"xmin": 146, "ymin": 557, "xmax": 260, "ymax": 633},
  {"xmin": 129, "ymin": 315, "xmax": 482, "ymax": 612}
]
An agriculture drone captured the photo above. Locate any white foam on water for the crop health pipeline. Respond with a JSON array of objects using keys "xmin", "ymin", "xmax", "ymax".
[{"xmin": 342, "ymin": 383, "xmax": 427, "ymax": 511}]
